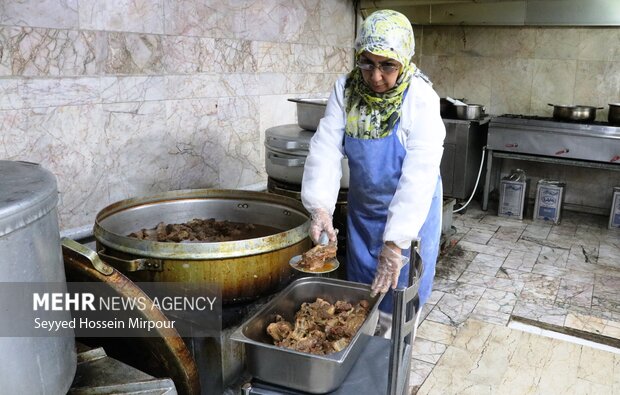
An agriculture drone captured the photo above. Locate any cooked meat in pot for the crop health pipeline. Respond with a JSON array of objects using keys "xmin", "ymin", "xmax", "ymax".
[
  {"xmin": 128, "ymin": 218, "xmax": 278, "ymax": 242},
  {"xmin": 266, "ymin": 298, "xmax": 370, "ymax": 355}
]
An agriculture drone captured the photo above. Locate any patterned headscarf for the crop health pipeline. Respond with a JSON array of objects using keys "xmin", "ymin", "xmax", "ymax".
[{"xmin": 344, "ymin": 10, "xmax": 416, "ymax": 139}]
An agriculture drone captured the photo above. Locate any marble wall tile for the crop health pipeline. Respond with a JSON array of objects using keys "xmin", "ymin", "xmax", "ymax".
[
  {"xmin": 489, "ymin": 58, "xmax": 533, "ymax": 115},
  {"xmin": 1, "ymin": 0, "xmax": 354, "ymax": 229},
  {"xmin": 0, "ymin": 0, "xmax": 78, "ymax": 29},
  {"xmin": 420, "ymin": 27, "xmax": 457, "ymax": 57},
  {"xmin": 574, "ymin": 60, "xmax": 620, "ymax": 121},
  {"xmin": 453, "ymin": 56, "xmax": 495, "ymax": 110},
  {"xmin": 162, "ymin": 0, "xmax": 241, "ymax": 38},
  {"xmin": 256, "ymin": 42, "xmax": 350, "ymax": 74},
  {"xmin": 99, "ymin": 101, "xmax": 172, "ymax": 201},
  {"xmin": 162, "ymin": 36, "xmax": 215, "ymax": 74},
  {"xmin": 79, "ymin": 0, "xmax": 164, "ymax": 34},
  {"xmin": 19, "ymin": 78, "xmax": 101, "ymax": 109},
  {"xmin": 257, "ymin": 72, "xmax": 336, "ymax": 95},
  {"xmin": 165, "ymin": 74, "xmax": 226, "ymax": 100},
  {"xmin": 0, "ymin": 81, "xmax": 23, "ymax": 109},
  {"xmin": 419, "ymin": 55, "xmax": 455, "ymax": 98},
  {"xmin": 291, "ymin": 43, "xmax": 329, "ymax": 73},
  {"xmin": 8, "ymin": 27, "xmax": 103, "ymax": 76},
  {"xmin": 244, "ymin": 0, "xmax": 314, "ymax": 43},
  {"xmin": 212, "ymin": 38, "xmax": 257, "ymax": 73},
  {"xmin": 493, "ymin": 27, "xmax": 536, "ymax": 59},
  {"xmin": 533, "ymin": 27, "xmax": 582, "ymax": 60},
  {"xmin": 578, "ymin": 28, "xmax": 620, "ymax": 62},
  {"xmin": 530, "ymin": 58, "xmax": 578, "ymax": 116},
  {"xmin": 2, "ymin": 105, "xmax": 105, "ymax": 228},
  {"xmin": 104, "ymin": 32, "xmax": 164, "ymax": 75},
  {"xmin": 0, "ymin": 29, "xmax": 12, "ymax": 76},
  {"xmin": 455, "ymin": 27, "xmax": 496, "ymax": 58},
  {"xmin": 323, "ymin": 46, "xmax": 351, "ymax": 73},
  {"xmin": 319, "ymin": 0, "xmax": 354, "ymax": 47},
  {"xmin": 100, "ymin": 76, "xmax": 166, "ymax": 103},
  {"xmin": 257, "ymin": 42, "xmax": 298, "ymax": 73}
]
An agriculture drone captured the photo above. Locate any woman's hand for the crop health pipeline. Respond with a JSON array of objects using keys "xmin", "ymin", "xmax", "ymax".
[
  {"xmin": 309, "ymin": 208, "xmax": 337, "ymax": 245},
  {"xmin": 370, "ymin": 242, "xmax": 409, "ymax": 296}
]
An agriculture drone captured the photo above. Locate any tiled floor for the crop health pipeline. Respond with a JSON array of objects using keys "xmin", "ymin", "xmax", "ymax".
[{"xmin": 409, "ymin": 201, "xmax": 620, "ymax": 394}]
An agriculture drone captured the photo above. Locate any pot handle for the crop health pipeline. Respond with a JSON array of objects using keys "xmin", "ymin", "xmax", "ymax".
[
  {"xmin": 547, "ymin": 103, "xmax": 555, "ymax": 107},
  {"xmin": 97, "ymin": 247, "xmax": 164, "ymax": 272},
  {"xmin": 62, "ymin": 237, "xmax": 114, "ymax": 276},
  {"xmin": 268, "ymin": 152, "xmax": 305, "ymax": 167}
]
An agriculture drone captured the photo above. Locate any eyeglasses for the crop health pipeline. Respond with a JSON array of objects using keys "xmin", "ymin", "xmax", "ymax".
[{"xmin": 357, "ymin": 61, "xmax": 399, "ymax": 74}]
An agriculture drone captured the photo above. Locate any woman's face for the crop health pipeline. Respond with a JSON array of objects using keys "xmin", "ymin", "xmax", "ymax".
[{"xmin": 358, "ymin": 51, "xmax": 402, "ymax": 94}]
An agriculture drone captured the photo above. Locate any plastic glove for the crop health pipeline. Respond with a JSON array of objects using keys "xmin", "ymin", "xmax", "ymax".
[
  {"xmin": 309, "ymin": 208, "xmax": 337, "ymax": 245},
  {"xmin": 370, "ymin": 243, "xmax": 409, "ymax": 297}
]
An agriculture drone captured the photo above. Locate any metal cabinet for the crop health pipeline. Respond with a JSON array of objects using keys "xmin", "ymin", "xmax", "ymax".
[{"xmin": 440, "ymin": 117, "xmax": 489, "ymax": 201}]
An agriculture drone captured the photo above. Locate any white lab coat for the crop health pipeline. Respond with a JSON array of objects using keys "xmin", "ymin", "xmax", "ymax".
[{"xmin": 301, "ymin": 73, "xmax": 445, "ymax": 249}]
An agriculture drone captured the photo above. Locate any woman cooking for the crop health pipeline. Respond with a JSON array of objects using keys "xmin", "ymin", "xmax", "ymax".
[{"xmin": 301, "ymin": 9, "xmax": 445, "ymax": 335}]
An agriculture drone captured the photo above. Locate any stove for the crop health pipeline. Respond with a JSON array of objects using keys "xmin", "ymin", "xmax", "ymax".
[{"xmin": 482, "ymin": 114, "xmax": 620, "ymax": 210}]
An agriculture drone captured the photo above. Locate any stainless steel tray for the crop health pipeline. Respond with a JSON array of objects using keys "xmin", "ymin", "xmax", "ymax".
[
  {"xmin": 288, "ymin": 98, "xmax": 327, "ymax": 131},
  {"xmin": 230, "ymin": 277, "xmax": 384, "ymax": 394}
]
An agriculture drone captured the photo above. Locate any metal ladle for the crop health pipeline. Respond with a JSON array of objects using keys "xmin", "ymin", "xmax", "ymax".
[{"xmin": 289, "ymin": 231, "xmax": 340, "ymax": 274}]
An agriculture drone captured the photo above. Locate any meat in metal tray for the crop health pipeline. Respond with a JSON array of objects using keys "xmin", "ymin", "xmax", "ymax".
[{"xmin": 230, "ymin": 277, "xmax": 384, "ymax": 394}]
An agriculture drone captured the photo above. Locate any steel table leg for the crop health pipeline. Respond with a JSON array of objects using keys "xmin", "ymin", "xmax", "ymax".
[{"xmin": 482, "ymin": 149, "xmax": 493, "ymax": 211}]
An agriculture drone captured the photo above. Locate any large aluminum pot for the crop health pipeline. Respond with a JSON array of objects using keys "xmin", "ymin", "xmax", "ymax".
[
  {"xmin": 455, "ymin": 104, "xmax": 485, "ymax": 120},
  {"xmin": 265, "ymin": 124, "xmax": 350, "ymax": 188},
  {"xmin": 548, "ymin": 103, "xmax": 603, "ymax": 122},
  {"xmin": 94, "ymin": 189, "xmax": 311, "ymax": 304},
  {"xmin": 0, "ymin": 160, "xmax": 76, "ymax": 394},
  {"xmin": 609, "ymin": 103, "xmax": 620, "ymax": 124}
]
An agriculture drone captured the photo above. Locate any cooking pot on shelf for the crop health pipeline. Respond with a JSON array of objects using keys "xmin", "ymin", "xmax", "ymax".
[
  {"xmin": 288, "ymin": 98, "xmax": 328, "ymax": 131},
  {"xmin": 94, "ymin": 189, "xmax": 312, "ymax": 304},
  {"xmin": 0, "ymin": 160, "xmax": 76, "ymax": 394},
  {"xmin": 609, "ymin": 103, "xmax": 620, "ymax": 125},
  {"xmin": 548, "ymin": 103, "xmax": 603, "ymax": 122},
  {"xmin": 440, "ymin": 97, "xmax": 466, "ymax": 119},
  {"xmin": 455, "ymin": 104, "xmax": 486, "ymax": 120},
  {"xmin": 265, "ymin": 124, "xmax": 350, "ymax": 188}
]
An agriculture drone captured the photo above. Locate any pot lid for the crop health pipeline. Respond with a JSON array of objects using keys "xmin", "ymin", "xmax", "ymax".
[
  {"xmin": 265, "ymin": 124, "xmax": 315, "ymax": 155},
  {"xmin": 0, "ymin": 160, "xmax": 59, "ymax": 237}
]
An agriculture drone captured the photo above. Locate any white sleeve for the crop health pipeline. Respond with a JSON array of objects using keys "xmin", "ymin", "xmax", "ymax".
[
  {"xmin": 301, "ymin": 76, "xmax": 346, "ymax": 215},
  {"xmin": 383, "ymin": 77, "xmax": 446, "ymax": 248}
]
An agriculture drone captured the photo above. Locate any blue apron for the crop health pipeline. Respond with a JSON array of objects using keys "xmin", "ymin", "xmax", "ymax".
[{"xmin": 344, "ymin": 117, "xmax": 442, "ymax": 312}]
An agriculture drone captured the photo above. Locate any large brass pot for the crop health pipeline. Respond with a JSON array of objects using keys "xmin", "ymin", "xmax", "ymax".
[{"xmin": 94, "ymin": 189, "xmax": 311, "ymax": 304}]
